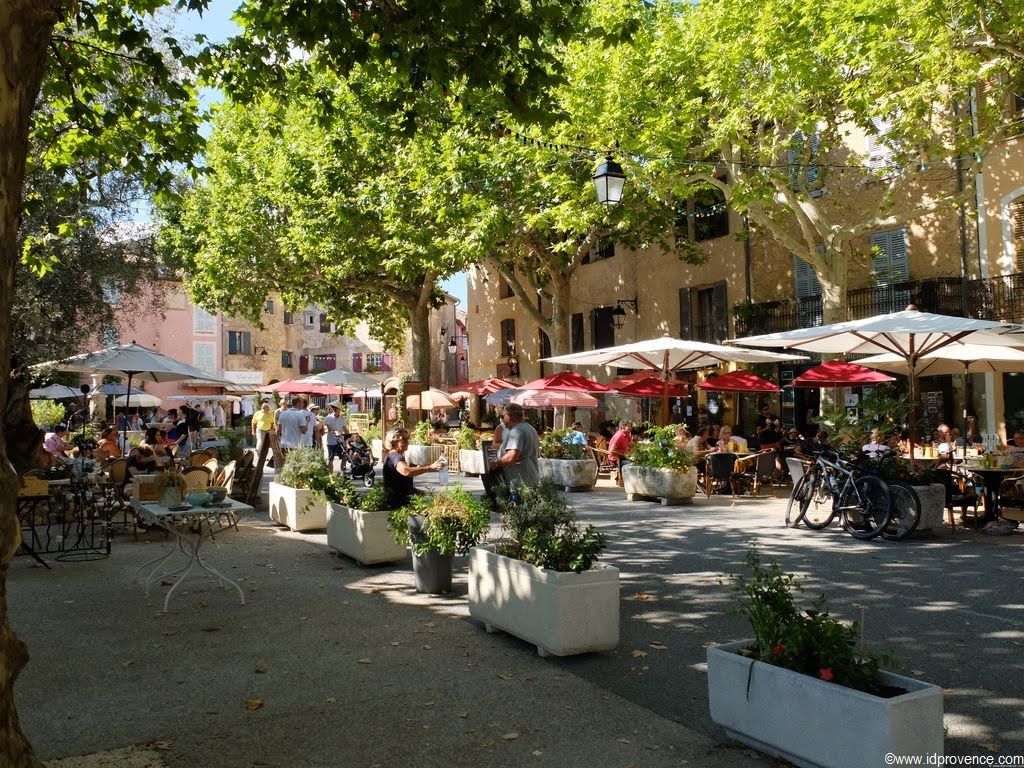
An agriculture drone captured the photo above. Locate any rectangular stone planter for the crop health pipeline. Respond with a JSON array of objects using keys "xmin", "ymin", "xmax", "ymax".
[
  {"xmin": 459, "ymin": 448, "xmax": 487, "ymax": 476},
  {"xmin": 327, "ymin": 502, "xmax": 407, "ymax": 565},
  {"xmin": 468, "ymin": 547, "xmax": 620, "ymax": 657},
  {"xmin": 268, "ymin": 482, "xmax": 327, "ymax": 532},
  {"xmin": 622, "ymin": 465, "xmax": 698, "ymax": 505},
  {"xmin": 406, "ymin": 444, "xmax": 437, "ymax": 466},
  {"xmin": 538, "ymin": 458, "xmax": 598, "ymax": 491},
  {"xmin": 707, "ymin": 640, "xmax": 944, "ymax": 768},
  {"xmin": 911, "ymin": 483, "xmax": 946, "ymax": 532}
]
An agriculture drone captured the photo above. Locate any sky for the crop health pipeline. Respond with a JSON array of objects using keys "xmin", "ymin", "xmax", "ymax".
[{"xmin": 173, "ymin": 1, "xmax": 469, "ymax": 310}]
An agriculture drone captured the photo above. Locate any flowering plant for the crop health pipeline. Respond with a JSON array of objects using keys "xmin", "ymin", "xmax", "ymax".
[{"xmin": 732, "ymin": 545, "xmax": 895, "ymax": 695}]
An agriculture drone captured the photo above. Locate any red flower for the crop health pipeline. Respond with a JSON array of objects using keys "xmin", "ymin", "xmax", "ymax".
[
  {"xmin": 772, "ymin": 644, "xmax": 785, "ymax": 656},
  {"xmin": 818, "ymin": 667, "xmax": 834, "ymax": 682}
]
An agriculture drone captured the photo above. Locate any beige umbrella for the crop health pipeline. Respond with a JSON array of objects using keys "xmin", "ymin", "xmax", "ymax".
[{"xmin": 405, "ymin": 388, "xmax": 459, "ymax": 411}]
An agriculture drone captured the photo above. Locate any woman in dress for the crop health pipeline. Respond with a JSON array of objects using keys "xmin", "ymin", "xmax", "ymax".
[{"xmin": 382, "ymin": 428, "xmax": 444, "ymax": 509}]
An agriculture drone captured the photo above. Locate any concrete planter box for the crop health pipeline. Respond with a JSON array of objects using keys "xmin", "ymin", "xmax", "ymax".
[
  {"xmin": 327, "ymin": 502, "xmax": 407, "ymax": 565},
  {"xmin": 911, "ymin": 483, "xmax": 946, "ymax": 532},
  {"xmin": 460, "ymin": 448, "xmax": 487, "ymax": 476},
  {"xmin": 371, "ymin": 439, "xmax": 384, "ymax": 460},
  {"xmin": 468, "ymin": 547, "xmax": 620, "ymax": 657},
  {"xmin": 622, "ymin": 465, "xmax": 698, "ymax": 505},
  {"xmin": 538, "ymin": 458, "xmax": 598, "ymax": 491},
  {"xmin": 268, "ymin": 482, "xmax": 327, "ymax": 532},
  {"xmin": 406, "ymin": 444, "xmax": 433, "ymax": 466},
  {"xmin": 707, "ymin": 640, "xmax": 943, "ymax": 768}
]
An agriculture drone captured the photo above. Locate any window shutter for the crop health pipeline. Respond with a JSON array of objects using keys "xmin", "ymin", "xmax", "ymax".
[
  {"xmin": 571, "ymin": 313, "xmax": 584, "ymax": 352},
  {"xmin": 319, "ymin": 313, "xmax": 329, "ymax": 333},
  {"xmin": 299, "ymin": 355, "xmax": 309, "ymax": 375},
  {"xmin": 242, "ymin": 331, "xmax": 252, "ymax": 356},
  {"xmin": 323, "ymin": 354, "xmax": 336, "ymax": 371},
  {"xmin": 871, "ymin": 229, "xmax": 908, "ymax": 284},
  {"xmin": 352, "ymin": 353, "xmax": 362, "ymax": 373},
  {"xmin": 712, "ymin": 281, "xmax": 729, "ymax": 342},
  {"xmin": 227, "ymin": 332, "xmax": 237, "ymax": 355},
  {"xmin": 867, "ymin": 117, "xmax": 895, "ymax": 172},
  {"xmin": 678, "ymin": 288, "xmax": 691, "ymax": 339},
  {"xmin": 381, "ymin": 353, "xmax": 392, "ymax": 373},
  {"xmin": 793, "ymin": 256, "xmax": 822, "ymax": 299},
  {"xmin": 1012, "ymin": 198, "xmax": 1024, "ymax": 272}
]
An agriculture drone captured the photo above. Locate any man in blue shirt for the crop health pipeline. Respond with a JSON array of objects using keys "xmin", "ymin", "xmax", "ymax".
[{"xmin": 565, "ymin": 421, "xmax": 587, "ymax": 446}]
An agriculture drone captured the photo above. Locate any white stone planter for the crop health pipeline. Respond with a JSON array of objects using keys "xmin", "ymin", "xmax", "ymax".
[
  {"xmin": 707, "ymin": 639, "xmax": 944, "ymax": 768},
  {"xmin": 327, "ymin": 502, "xmax": 407, "ymax": 565},
  {"xmin": 459, "ymin": 448, "xmax": 487, "ymax": 476},
  {"xmin": 622, "ymin": 465, "xmax": 698, "ymax": 505},
  {"xmin": 371, "ymin": 439, "xmax": 384, "ymax": 460},
  {"xmin": 406, "ymin": 444, "xmax": 434, "ymax": 466},
  {"xmin": 468, "ymin": 547, "xmax": 620, "ymax": 657},
  {"xmin": 268, "ymin": 482, "xmax": 327, "ymax": 532},
  {"xmin": 538, "ymin": 458, "xmax": 598, "ymax": 491},
  {"xmin": 911, "ymin": 483, "xmax": 946, "ymax": 532}
]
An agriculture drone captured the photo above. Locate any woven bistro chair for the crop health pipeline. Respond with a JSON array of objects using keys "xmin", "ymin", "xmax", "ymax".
[
  {"xmin": 188, "ymin": 450, "xmax": 215, "ymax": 467},
  {"xmin": 181, "ymin": 466, "xmax": 212, "ymax": 491}
]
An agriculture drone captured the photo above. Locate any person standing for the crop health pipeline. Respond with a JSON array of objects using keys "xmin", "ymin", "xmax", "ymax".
[
  {"xmin": 251, "ymin": 400, "xmax": 276, "ymax": 457},
  {"xmin": 324, "ymin": 402, "xmax": 348, "ymax": 471},
  {"xmin": 755, "ymin": 403, "xmax": 782, "ymax": 449},
  {"xmin": 492, "ymin": 404, "xmax": 540, "ymax": 488},
  {"xmin": 309, "ymin": 404, "xmax": 324, "ymax": 452},
  {"xmin": 276, "ymin": 399, "xmax": 308, "ymax": 456},
  {"xmin": 608, "ymin": 420, "xmax": 634, "ymax": 487}
]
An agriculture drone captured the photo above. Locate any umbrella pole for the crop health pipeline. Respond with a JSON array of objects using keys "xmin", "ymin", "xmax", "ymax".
[
  {"xmin": 961, "ymin": 362, "xmax": 970, "ymax": 460},
  {"xmin": 660, "ymin": 351, "xmax": 670, "ymax": 426},
  {"xmin": 122, "ymin": 372, "xmax": 134, "ymax": 453},
  {"xmin": 908, "ymin": 360, "xmax": 918, "ymax": 458}
]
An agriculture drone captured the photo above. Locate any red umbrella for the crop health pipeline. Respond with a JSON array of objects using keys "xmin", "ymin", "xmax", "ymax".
[
  {"xmin": 519, "ymin": 371, "xmax": 612, "ymax": 392},
  {"xmin": 698, "ymin": 370, "xmax": 779, "ymax": 392},
  {"xmin": 510, "ymin": 388, "xmax": 600, "ymax": 409},
  {"xmin": 448, "ymin": 377, "xmax": 517, "ymax": 396},
  {"xmin": 789, "ymin": 361, "xmax": 894, "ymax": 387},
  {"xmin": 610, "ymin": 371, "xmax": 690, "ymax": 398}
]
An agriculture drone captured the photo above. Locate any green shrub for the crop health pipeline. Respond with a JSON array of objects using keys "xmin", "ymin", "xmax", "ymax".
[
  {"xmin": 495, "ymin": 480, "xmax": 606, "ymax": 573},
  {"xmin": 215, "ymin": 427, "xmax": 247, "ymax": 463},
  {"xmin": 31, "ymin": 400, "xmax": 66, "ymax": 430},
  {"xmin": 456, "ymin": 424, "xmax": 479, "ymax": 450},
  {"xmin": 388, "ymin": 485, "xmax": 490, "ymax": 556},
  {"xmin": 627, "ymin": 425, "xmax": 695, "ymax": 470},
  {"xmin": 277, "ymin": 447, "xmax": 330, "ymax": 489},
  {"xmin": 409, "ymin": 420, "xmax": 432, "ymax": 446},
  {"xmin": 539, "ymin": 428, "xmax": 586, "ymax": 460}
]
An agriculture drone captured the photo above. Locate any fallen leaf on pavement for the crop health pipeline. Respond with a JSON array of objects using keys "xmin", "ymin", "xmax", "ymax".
[
  {"xmin": 422, "ymin": 644, "xmax": 433, "ymax": 650},
  {"xmin": 457, "ymin": 711, "xmax": 469, "ymax": 719},
  {"xmin": 617, "ymin": 738, "xmax": 631, "ymax": 744},
  {"xmin": 532, "ymin": 750, "xmax": 543, "ymax": 757},
  {"xmin": 196, "ymin": 600, "xmax": 207, "ymax": 608},
  {"xmin": 631, "ymin": 650, "xmax": 648, "ymax": 658},
  {"xmin": 979, "ymin": 742, "xmax": 1001, "ymax": 752},
  {"xmin": 498, "ymin": 673, "xmax": 515, "ymax": 680},
  {"xmin": 244, "ymin": 699, "xmax": 264, "ymax": 710},
  {"xmin": 149, "ymin": 741, "xmax": 171, "ymax": 750},
  {"xmin": 255, "ymin": 665, "xmax": 267, "ymax": 674},
  {"xmin": 358, "ymin": 658, "xmax": 372, "ymax": 664},
  {"xmin": 326, "ymin": 698, "xmax": 336, "ymax": 704},
  {"xmin": 650, "ymin": 641, "xmax": 667, "ymax": 650},
  {"xmin": 502, "ymin": 733, "xmax": 519, "ymax": 741},
  {"xmin": 390, "ymin": 641, "xmax": 401, "ymax": 646},
  {"xmin": 633, "ymin": 592, "xmax": 652, "ymax": 601}
]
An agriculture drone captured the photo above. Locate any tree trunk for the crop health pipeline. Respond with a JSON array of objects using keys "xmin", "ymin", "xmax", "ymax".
[
  {"xmin": 1, "ymin": 2, "xmax": 60, "ymax": 765},
  {"xmin": 5, "ymin": 378, "xmax": 41, "ymax": 474}
]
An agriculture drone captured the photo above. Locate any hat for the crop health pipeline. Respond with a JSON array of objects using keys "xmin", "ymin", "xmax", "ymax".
[
  {"xmin": 309, "ymin": 404, "xmax": 320, "ymax": 410},
  {"xmin": 327, "ymin": 400, "xmax": 344, "ymax": 409}
]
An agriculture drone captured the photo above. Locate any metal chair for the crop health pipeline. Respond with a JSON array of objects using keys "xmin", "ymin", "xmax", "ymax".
[
  {"xmin": 706, "ymin": 452, "xmax": 740, "ymax": 497},
  {"xmin": 748, "ymin": 450, "xmax": 782, "ymax": 496}
]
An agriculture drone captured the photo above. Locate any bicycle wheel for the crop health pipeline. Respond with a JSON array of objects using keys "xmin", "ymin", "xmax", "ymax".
[
  {"xmin": 881, "ymin": 481, "xmax": 921, "ymax": 541},
  {"xmin": 841, "ymin": 475, "xmax": 892, "ymax": 540},
  {"xmin": 786, "ymin": 473, "xmax": 813, "ymax": 528},
  {"xmin": 802, "ymin": 472, "xmax": 837, "ymax": 530}
]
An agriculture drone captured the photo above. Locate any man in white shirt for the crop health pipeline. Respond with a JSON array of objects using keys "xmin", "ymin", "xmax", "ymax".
[
  {"xmin": 276, "ymin": 399, "xmax": 308, "ymax": 452},
  {"xmin": 324, "ymin": 402, "xmax": 347, "ymax": 470},
  {"xmin": 294, "ymin": 397, "xmax": 316, "ymax": 448}
]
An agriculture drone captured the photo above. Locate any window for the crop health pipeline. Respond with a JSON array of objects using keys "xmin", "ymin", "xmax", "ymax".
[
  {"xmin": 788, "ymin": 131, "xmax": 822, "ymax": 195},
  {"xmin": 591, "ymin": 307, "xmax": 615, "ymax": 349},
  {"xmin": 281, "ymin": 351, "xmax": 293, "ymax": 368},
  {"xmin": 365, "ymin": 352, "xmax": 383, "ymax": 372},
  {"xmin": 500, "ymin": 319, "xmax": 517, "ymax": 356},
  {"xmin": 305, "ymin": 313, "xmax": 316, "ymax": 327},
  {"xmin": 194, "ymin": 342, "xmax": 216, "ymax": 373},
  {"xmin": 867, "ymin": 117, "xmax": 896, "ymax": 174},
  {"xmin": 794, "ymin": 253, "xmax": 824, "ymax": 328},
  {"xmin": 681, "ymin": 282, "xmax": 728, "ymax": 343},
  {"xmin": 319, "ymin": 313, "xmax": 330, "ymax": 333},
  {"xmin": 264, "ymin": 299, "xmax": 274, "ymax": 314},
  {"xmin": 283, "ymin": 310, "xmax": 294, "ymax": 325},
  {"xmin": 313, "ymin": 353, "xmax": 336, "ymax": 371},
  {"xmin": 499, "ymin": 279, "xmax": 514, "ymax": 299},
  {"xmin": 581, "ymin": 237, "xmax": 615, "ymax": 264},
  {"xmin": 870, "ymin": 228, "xmax": 909, "ymax": 313},
  {"xmin": 694, "ymin": 187, "xmax": 730, "ymax": 241},
  {"xmin": 1012, "ymin": 197, "xmax": 1024, "ymax": 272},
  {"xmin": 227, "ymin": 330, "xmax": 252, "ymax": 355},
  {"xmin": 538, "ymin": 329, "xmax": 551, "ymax": 377},
  {"xmin": 571, "ymin": 313, "xmax": 584, "ymax": 353},
  {"xmin": 194, "ymin": 307, "xmax": 215, "ymax": 334}
]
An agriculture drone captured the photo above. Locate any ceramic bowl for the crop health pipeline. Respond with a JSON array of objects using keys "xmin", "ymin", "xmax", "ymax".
[
  {"xmin": 186, "ymin": 491, "xmax": 212, "ymax": 507},
  {"xmin": 207, "ymin": 486, "xmax": 228, "ymax": 503}
]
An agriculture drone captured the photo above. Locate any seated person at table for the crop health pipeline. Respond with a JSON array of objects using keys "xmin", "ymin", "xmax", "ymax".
[
  {"xmin": 686, "ymin": 426, "xmax": 713, "ymax": 458},
  {"xmin": 934, "ymin": 423, "xmax": 953, "ymax": 456},
  {"xmin": 565, "ymin": 422, "xmax": 588, "ymax": 446},
  {"xmin": 674, "ymin": 425, "xmax": 691, "ymax": 449},
  {"xmin": 42, "ymin": 424, "xmax": 74, "ymax": 465},
  {"xmin": 608, "ymin": 421, "xmax": 634, "ymax": 487},
  {"xmin": 715, "ymin": 425, "xmax": 741, "ymax": 453},
  {"xmin": 94, "ymin": 427, "xmax": 122, "ymax": 462},
  {"xmin": 729, "ymin": 426, "xmax": 749, "ymax": 452},
  {"xmin": 123, "ymin": 446, "xmax": 158, "ymax": 496},
  {"xmin": 862, "ymin": 428, "xmax": 889, "ymax": 458},
  {"xmin": 141, "ymin": 427, "xmax": 172, "ymax": 465}
]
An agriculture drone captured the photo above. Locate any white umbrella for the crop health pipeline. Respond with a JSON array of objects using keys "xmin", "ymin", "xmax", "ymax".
[
  {"xmin": 405, "ymin": 388, "xmax": 459, "ymax": 411},
  {"xmin": 112, "ymin": 393, "xmax": 163, "ymax": 408},
  {"xmin": 298, "ymin": 369, "xmax": 383, "ymax": 390},
  {"xmin": 351, "ymin": 388, "xmax": 383, "ymax": 399},
  {"xmin": 484, "ymin": 388, "xmax": 522, "ymax": 406},
  {"xmin": 29, "ymin": 384, "xmax": 81, "ymax": 399},
  {"xmin": 732, "ymin": 308, "xmax": 1024, "ymax": 449},
  {"xmin": 510, "ymin": 389, "xmax": 600, "ymax": 409},
  {"xmin": 35, "ymin": 342, "xmax": 233, "ymax": 445},
  {"xmin": 544, "ymin": 335, "xmax": 806, "ymax": 423}
]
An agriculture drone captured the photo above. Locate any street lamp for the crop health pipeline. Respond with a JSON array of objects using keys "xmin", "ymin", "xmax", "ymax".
[
  {"xmin": 253, "ymin": 345, "xmax": 269, "ymax": 361},
  {"xmin": 612, "ymin": 296, "xmax": 638, "ymax": 329},
  {"xmin": 447, "ymin": 336, "xmax": 457, "ymax": 356},
  {"xmin": 592, "ymin": 154, "xmax": 626, "ymax": 206}
]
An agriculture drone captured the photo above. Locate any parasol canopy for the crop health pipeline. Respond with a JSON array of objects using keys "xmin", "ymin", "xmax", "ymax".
[
  {"xmin": 448, "ymin": 377, "xmax": 518, "ymax": 396},
  {"xmin": 112, "ymin": 393, "xmax": 163, "ymax": 408},
  {"xmin": 518, "ymin": 371, "xmax": 612, "ymax": 392},
  {"xmin": 788, "ymin": 361, "xmax": 894, "ymax": 387},
  {"xmin": 510, "ymin": 389, "xmax": 599, "ymax": 409},
  {"xmin": 698, "ymin": 370, "xmax": 780, "ymax": 392},
  {"xmin": 608, "ymin": 371, "xmax": 690, "ymax": 398},
  {"xmin": 405, "ymin": 388, "xmax": 459, "ymax": 411},
  {"xmin": 29, "ymin": 384, "xmax": 82, "ymax": 399}
]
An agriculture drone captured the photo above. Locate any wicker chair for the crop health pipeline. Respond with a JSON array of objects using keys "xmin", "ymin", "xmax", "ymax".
[
  {"xmin": 203, "ymin": 457, "xmax": 219, "ymax": 476},
  {"xmin": 103, "ymin": 459, "xmax": 137, "ymax": 537},
  {"xmin": 181, "ymin": 466, "xmax": 212, "ymax": 490},
  {"xmin": 210, "ymin": 460, "xmax": 239, "ymax": 533},
  {"xmin": 188, "ymin": 450, "xmax": 215, "ymax": 467}
]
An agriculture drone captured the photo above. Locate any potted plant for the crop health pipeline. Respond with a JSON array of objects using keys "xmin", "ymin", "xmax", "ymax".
[
  {"xmin": 621, "ymin": 425, "xmax": 698, "ymax": 505},
  {"xmin": 468, "ymin": 481, "xmax": 617, "ymax": 657},
  {"xmin": 456, "ymin": 424, "xmax": 486, "ymax": 476},
  {"xmin": 153, "ymin": 468, "xmax": 187, "ymax": 507},
  {"xmin": 872, "ymin": 454, "xmax": 945, "ymax": 532},
  {"xmin": 707, "ymin": 547, "xmax": 943, "ymax": 767},
  {"xmin": 269, "ymin": 447, "xmax": 330, "ymax": 531},
  {"xmin": 538, "ymin": 429, "xmax": 598, "ymax": 492},
  {"xmin": 388, "ymin": 486, "xmax": 490, "ymax": 594},
  {"xmin": 405, "ymin": 420, "xmax": 434, "ymax": 466},
  {"xmin": 320, "ymin": 476, "xmax": 407, "ymax": 565}
]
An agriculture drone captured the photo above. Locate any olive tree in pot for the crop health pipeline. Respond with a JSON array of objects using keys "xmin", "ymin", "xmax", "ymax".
[
  {"xmin": 707, "ymin": 546, "xmax": 943, "ymax": 768},
  {"xmin": 468, "ymin": 481, "xmax": 617, "ymax": 657},
  {"xmin": 315, "ymin": 475, "xmax": 407, "ymax": 566},
  {"xmin": 269, "ymin": 447, "xmax": 330, "ymax": 531},
  {"xmin": 388, "ymin": 486, "xmax": 490, "ymax": 593},
  {"xmin": 456, "ymin": 424, "xmax": 486, "ymax": 476},
  {"xmin": 622, "ymin": 425, "xmax": 698, "ymax": 505},
  {"xmin": 538, "ymin": 429, "xmax": 598, "ymax": 492},
  {"xmin": 405, "ymin": 420, "xmax": 434, "ymax": 466}
]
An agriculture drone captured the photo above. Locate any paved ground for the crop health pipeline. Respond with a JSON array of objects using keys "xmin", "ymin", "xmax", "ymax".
[{"xmin": 9, "ymin": 471, "xmax": 1024, "ymax": 766}]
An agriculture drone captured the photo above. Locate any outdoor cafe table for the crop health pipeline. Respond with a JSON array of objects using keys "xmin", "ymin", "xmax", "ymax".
[
  {"xmin": 131, "ymin": 497, "xmax": 250, "ymax": 612},
  {"xmin": 964, "ymin": 466, "xmax": 1024, "ymax": 523}
]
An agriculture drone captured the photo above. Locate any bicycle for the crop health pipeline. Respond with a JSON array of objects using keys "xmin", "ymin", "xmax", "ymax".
[{"xmin": 786, "ymin": 447, "xmax": 892, "ymax": 539}]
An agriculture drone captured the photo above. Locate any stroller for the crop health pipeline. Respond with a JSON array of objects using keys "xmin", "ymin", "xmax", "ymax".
[{"xmin": 343, "ymin": 433, "xmax": 376, "ymax": 487}]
